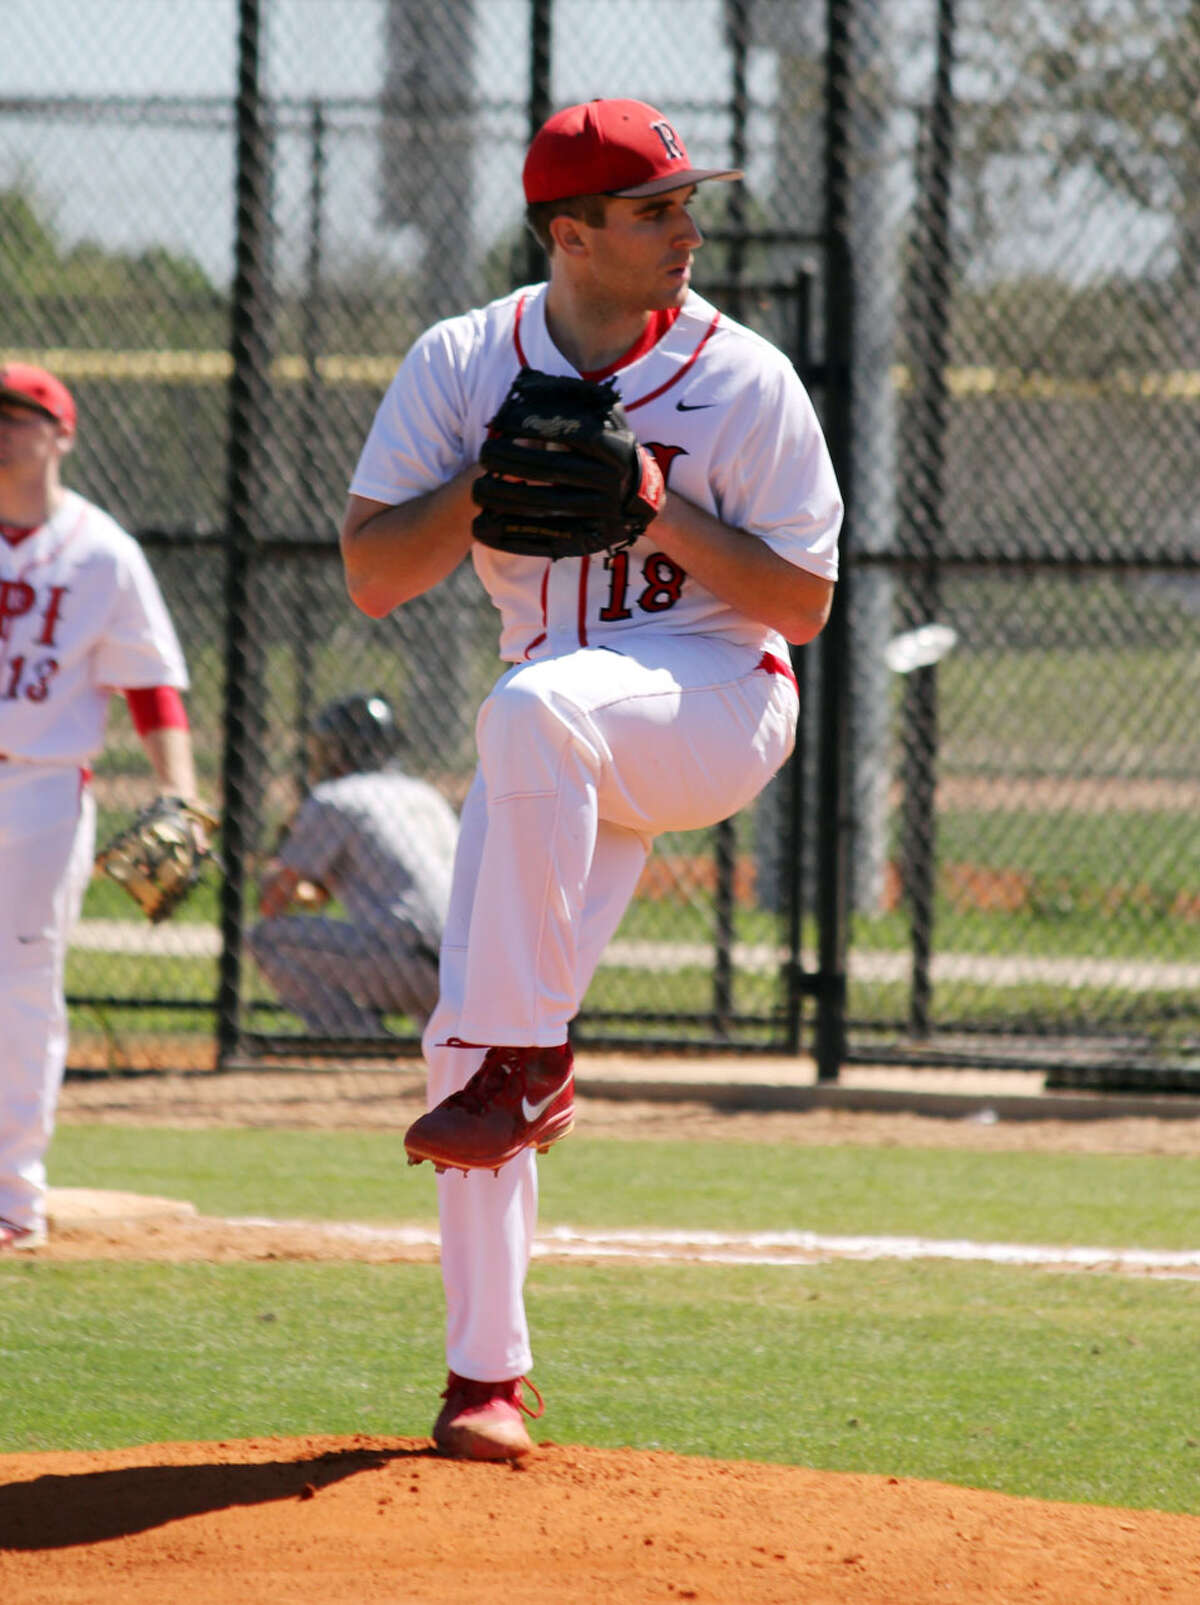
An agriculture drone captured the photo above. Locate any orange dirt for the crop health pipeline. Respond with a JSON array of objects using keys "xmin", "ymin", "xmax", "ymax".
[{"xmin": 2, "ymin": 1436, "xmax": 1198, "ymax": 1605}]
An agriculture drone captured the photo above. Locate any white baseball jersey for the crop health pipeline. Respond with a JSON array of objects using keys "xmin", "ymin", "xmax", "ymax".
[
  {"xmin": 0, "ymin": 489, "xmax": 188, "ymax": 764},
  {"xmin": 1, "ymin": 490, "xmax": 187, "ymax": 1240},
  {"xmin": 353, "ymin": 284, "xmax": 844, "ymax": 1389},
  {"xmin": 350, "ymin": 284, "xmax": 842, "ymax": 663}
]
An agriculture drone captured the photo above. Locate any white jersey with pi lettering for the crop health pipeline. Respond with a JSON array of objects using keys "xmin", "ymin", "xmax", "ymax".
[
  {"xmin": 350, "ymin": 283, "xmax": 841, "ymax": 655},
  {"xmin": 0, "ymin": 489, "xmax": 187, "ymax": 1240},
  {"xmin": 0, "ymin": 488, "xmax": 189, "ymax": 762}
]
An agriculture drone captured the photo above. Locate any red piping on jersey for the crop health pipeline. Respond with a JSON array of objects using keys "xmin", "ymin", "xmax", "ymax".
[
  {"xmin": 757, "ymin": 650, "xmax": 799, "ymax": 694},
  {"xmin": 0, "ymin": 522, "xmax": 38, "ymax": 547},
  {"xmin": 576, "ymin": 555, "xmax": 590, "ymax": 646},
  {"xmin": 580, "ymin": 307, "xmax": 682, "ymax": 381},
  {"xmin": 522, "ymin": 563, "xmax": 551, "ymax": 659},
  {"xmin": 3, "ymin": 503, "xmax": 87, "ymax": 584},
  {"xmin": 512, "ymin": 293, "xmax": 529, "ymax": 366},
  {"xmin": 511, "ymin": 296, "xmax": 694, "ymax": 391},
  {"xmin": 625, "ymin": 311, "xmax": 721, "ymax": 412}
]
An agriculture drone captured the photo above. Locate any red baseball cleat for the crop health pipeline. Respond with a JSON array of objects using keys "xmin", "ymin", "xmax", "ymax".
[
  {"xmin": 432, "ymin": 1372, "xmax": 545, "ymax": 1461},
  {"xmin": 0, "ymin": 1218, "xmax": 46, "ymax": 1251},
  {"xmin": 405, "ymin": 1043, "xmax": 574, "ymax": 1173}
]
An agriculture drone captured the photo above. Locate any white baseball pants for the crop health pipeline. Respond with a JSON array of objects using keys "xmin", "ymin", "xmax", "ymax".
[
  {"xmin": 420, "ymin": 636, "xmax": 798, "ymax": 1381},
  {"xmin": 0, "ymin": 764, "xmax": 94, "ymax": 1236}
]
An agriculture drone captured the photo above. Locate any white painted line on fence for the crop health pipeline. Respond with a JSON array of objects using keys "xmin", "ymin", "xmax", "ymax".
[
  {"xmin": 72, "ymin": 920, "xmax": 1200, "ymax": 994},
  {"xmin": 74, "ymin": 919, "xmax": 220, "ymax": 956},
  {"xmin": 221, "ymin": 1218, "xmax": 1200, "ymax": 1278},
  {"xmin": 605, "ymin": 942, "xmax": 1200, "ymax": 992},
  {"xmin": 851, "ymin": 949, "xmax": 1200, "ymax": 992}
]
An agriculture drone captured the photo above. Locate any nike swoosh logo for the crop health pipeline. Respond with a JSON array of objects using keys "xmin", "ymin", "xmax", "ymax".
[
  {"xmin": 676, "ymin": 398, "xmax": 716, "ymax": 412},
  {"xmin": 522, "ymin": 1089, "xmax": 558, "ymax": 1122}
]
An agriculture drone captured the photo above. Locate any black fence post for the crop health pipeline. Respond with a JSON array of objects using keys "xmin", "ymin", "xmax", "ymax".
[
  {"xmin": 523, "ymin": 0, "xmax": 554, "ymax": 286},
  {"xmin": 814, "ymin": 0, "xmax": 858, "ymax": 1082},
  {"xmin": 785, "ymin": 266, "xmax": 817, "ymax": 1053},
  {"xmin": 900, "ymin": 0, "xmax": 957, "ymax": 1037},
  {"xmin": 724, "ymin": 0, "xmax": 750, "ymax": 286},
  {"xmin": 710, "ymin": 0, "xmax": 753, "ymax": 1038},
  {"xmin": 293, "ymin": 97, "xmax": 327, "ymax": 797},
  {"xmin": 216, "ymin": 0, "xmax": 274, "ymax": 1067}
]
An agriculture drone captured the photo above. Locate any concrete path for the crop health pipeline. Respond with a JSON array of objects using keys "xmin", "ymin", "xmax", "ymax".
[{"xmin": 72, "ymin": 920, "xmax": 1200, "ymax": 994}]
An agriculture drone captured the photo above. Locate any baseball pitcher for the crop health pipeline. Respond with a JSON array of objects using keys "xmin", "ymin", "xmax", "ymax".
[{"xmin": 340, "ymin": 99, "xmax": 842, "ymax": 1460}]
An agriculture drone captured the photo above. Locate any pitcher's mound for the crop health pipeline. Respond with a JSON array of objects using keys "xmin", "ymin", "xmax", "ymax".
[
  {"xmin": 47, "ymin": 1187, "xmax": 197, "ymax": 1227},
  {"xmin": 0, "ymin": 1436, "xmax": 1196, "ymax": 1604}
]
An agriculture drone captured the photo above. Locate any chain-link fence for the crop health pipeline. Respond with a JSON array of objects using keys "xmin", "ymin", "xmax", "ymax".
[
  {"xmin": 854, "ymin": 0, "xmax": 1200, "ymax": 1090},
  {"xmin": 2, "ymin": 0, "xmax": 1196, "ymax": 1087}
]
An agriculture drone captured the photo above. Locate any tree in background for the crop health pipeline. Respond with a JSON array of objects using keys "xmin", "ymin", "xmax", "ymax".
[
  {"xmin": 0, "ymin": 180, "xmax": 224, "ymax": 351},
  {"xmin": 952, "ymin": 0, "xmax": 1197, "ymax": 318}
]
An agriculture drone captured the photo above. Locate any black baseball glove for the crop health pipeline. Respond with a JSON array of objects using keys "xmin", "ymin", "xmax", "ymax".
[
  {"xmin": 93, "ymin": 795, "xmax": 219, "ymax": 923},
  {"xmin": 471, "ymin": 369, "xmax": 666, "ymax": 560}
]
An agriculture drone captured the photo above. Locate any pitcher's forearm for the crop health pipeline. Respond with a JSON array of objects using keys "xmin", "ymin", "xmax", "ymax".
[
  {"xmin": 653, "ymin": 492, "xmax": 835, "ymax": 645},
  {"xmin": 340, "ymin": 468, "xmax": 480, "ymax": 617}
]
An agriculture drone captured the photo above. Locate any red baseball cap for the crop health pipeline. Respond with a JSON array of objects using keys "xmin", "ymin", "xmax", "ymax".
[
  {"xmin": 523, "ymin": 98, "xmax": 743, "ymax": 204},
  {"xmin": 0, "ymin": 362, "xmax": 77, "ymax": 431}
]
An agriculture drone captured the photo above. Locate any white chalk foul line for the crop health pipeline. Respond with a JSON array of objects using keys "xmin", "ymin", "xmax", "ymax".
[
  {"xmin": 536, "ymin": 1226, "xmax": 1200, "ymax": 1276},
  {"xmin": 224, "ymin": 1218, "xmax": 1200, "ymax": 1278}
]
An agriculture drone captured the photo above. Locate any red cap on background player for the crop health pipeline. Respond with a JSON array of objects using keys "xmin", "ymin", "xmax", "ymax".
[
  {"xmin": 523, "ymin": 98, "xmax": 743, "ymax": 204},
  {"xmin": 0, "ymin": 362, "xmax": 77, "ymax": 431}
]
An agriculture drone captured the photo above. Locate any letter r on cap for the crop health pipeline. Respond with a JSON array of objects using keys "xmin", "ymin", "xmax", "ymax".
[{"xmin": 650, "ymin": 120, "xmax": 684, "ymax": 161}]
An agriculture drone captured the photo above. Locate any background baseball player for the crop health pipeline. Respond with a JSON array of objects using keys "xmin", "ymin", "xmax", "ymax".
[
  {"xmin": 340, "ymin": 98, "xmax": 842, "ymax": 1459},
  {"xmin": 248, "ymin": 691, "xmax": 459, "ymax": 1037},
  {"xmin": 0, "ymin": 362, "xmax": 203, "ymax": 1251}
]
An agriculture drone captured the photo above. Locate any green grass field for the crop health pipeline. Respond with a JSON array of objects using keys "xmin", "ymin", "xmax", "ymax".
[{"xmin": 2, "ymin": 1125, "xmax": 1197, "ymax": 1514}]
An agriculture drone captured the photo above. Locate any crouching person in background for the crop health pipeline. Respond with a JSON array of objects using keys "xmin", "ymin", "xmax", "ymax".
[{"xmin": 248, "ymin": 692, "xmax": 459, "ymax": 1038}]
